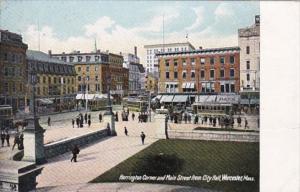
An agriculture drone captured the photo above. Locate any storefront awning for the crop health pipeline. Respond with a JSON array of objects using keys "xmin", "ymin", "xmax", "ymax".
[
  {"xmin": 152, "ymin": 95, "xmax": 162, "ymax": 101},
  {"xmin": 38, "ymin": 98, "xmax": 53, "ymax": 105},
  {"xmin": 76, "ymin": 94, "xmax": 84, "ymax": 100},
  {"xmin": 216, "ymin": 95, "xmax": 240, "ymax": 104},
  {"xmin": 173, "ymin": 95, "xmax": 188, "ymax": 103},
  {"xmin": 160, "ymin": 95, "xmax": 174, "ymax": 103},
  {"xmin": 196, "ymin": 95, "xmax": 217, "ymax": 103}
]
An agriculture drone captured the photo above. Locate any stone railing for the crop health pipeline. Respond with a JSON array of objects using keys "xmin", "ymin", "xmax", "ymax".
[
  {"xmin": 168, "ymin": 130, "xmax": 259, "ymax": 142},
  {"xmin": 12, "ymin": 129, "xmax": 109, "ymax": 161},
  {"xmin": 44, "ymin": 129, "xmax": 108, "ymax": 159}
]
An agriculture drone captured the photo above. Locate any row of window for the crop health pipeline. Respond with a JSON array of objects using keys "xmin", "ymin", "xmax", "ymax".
[
  {"xmin": 58, "ymin": 55, "xmax": 108, "ymax": 63},
  {"xmin": 147, "ymin": 47, "xmax": 188, "ymax": 55},
  {"xmin": 37, "ymin": 76, "xmax": 75, "ymax": 84},
  {"xmin": 29, "ymin": 62, "xmax": 75, "ymax": 75},
  {"xmin": 3, "ymin": 67, "xmax": 22, "ymax": 77},
  {"xmin": 2, "ymin": 52, "xmax": 24, "ymax": 64},
  {"xmin": 165, "ymin": 69, "xmax": 235, "ymax": 79},
  {"xmin": 164, "ymin": 55, "xmax": 235, "ymax": 67},
  {"xmin": 36, "ymin": 86, "xmax": 75, "ymax": 95},
  {"xmin": 164, "ymin": 82, "xmax": 236, "ymax": 93},
  {"xmin": 1, "ymin": 82, "xmax": 23, "ymax": 93}
]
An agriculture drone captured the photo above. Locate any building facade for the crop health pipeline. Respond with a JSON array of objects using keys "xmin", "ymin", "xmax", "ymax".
[
  {"xmin": 0, "ymin": 29, "xmax": 28, "ymax": 112},
  {"xmin": 26, "ymin": 50, "xmax": 77, "ymax": 112},
  {"xmin": 122, "ymin": 47, "xmax": 145, "ymax": 96},
  {"xmin": 51, "ymin": 50, "xmax": 128, "ymax": 102},
  {"xmin": 238, "ymin": 15, "xmax": 260, "ymax": 91},
  {"xmin": 157, "ymin": 47, "xmax": 240, "ymax": 94},
  {"xmin": 145, "ymin": 73, "xmax": 158, "ymax": 94},
  {"xmin": 144, "ymin": 42, "xmax": 195, "ymax": 77}
]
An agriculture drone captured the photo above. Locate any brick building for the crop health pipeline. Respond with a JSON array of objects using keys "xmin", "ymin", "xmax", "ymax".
[
  {"xmin": 0, "ymin": 29, "xmax": 28, "ymax": 112},
  {"xmin": 26, "ymin": 50, "xmax": 77, "ymax": 112},
  {"xmin": 50, "ymin": 50, "xmax": 128, "ymax": 103},
  {"xmin": 156, "ymin": 47, "xmax": 240, "ymax": 94}
]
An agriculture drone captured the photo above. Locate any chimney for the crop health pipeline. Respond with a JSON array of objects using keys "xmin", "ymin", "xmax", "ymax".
[
  {"xmin": 48, "ymin": 50, "xmax": 52, "ymax": 56},
  {"xmin": 199, "ymin": 46, "xmax": 203, "ymax": 50},
  {"xmin": 134, "ymin": 46, "xmax": 137, "ymax": 56},
  {"xmin": 255, "ymin": 15, "xmax": 260, "ymax": 25}
]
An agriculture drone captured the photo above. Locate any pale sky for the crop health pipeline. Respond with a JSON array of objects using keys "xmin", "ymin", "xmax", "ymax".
[{"xmin": 0, "ymin": 0, "xmax": 259, "ymax": 64}]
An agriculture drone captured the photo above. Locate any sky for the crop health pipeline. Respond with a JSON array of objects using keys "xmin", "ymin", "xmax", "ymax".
[{"xmin": 0, "ymin": 1, "xmax": 259, "ymax": 64}]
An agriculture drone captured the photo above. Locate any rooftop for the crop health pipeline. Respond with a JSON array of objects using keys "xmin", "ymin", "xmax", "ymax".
[
  {"xmin": 144, "ymin": 42, "xmax": 195, "ymax": 50},
  {"xmin": 156, "ymin": 46, "xmax": 240, "ymax": 57},
  {"xmin": 27, "ymin": 50, "xmax": 71, "ymax": 65}
]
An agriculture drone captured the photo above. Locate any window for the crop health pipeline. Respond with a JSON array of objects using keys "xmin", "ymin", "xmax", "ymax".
[
  {"xmin": 230, "ymin": 69, "xmax": 234, "ymax": 77},
  {"xmin": 78, "ymin": 56, "xmax": 83, "ymax": 62},
  {"xmin": 211, "ymin": 83, "xmax": 215, "ymax": 93},
  {"xmin": 221, "ymin": 85, "xmax": 225, "ymax": 93},
  {"xmin": 182, "ymin": 71, "xmax": 186, "ymax": 79},
  {"xmin": 62, "ymin": 56, "xmax": 66, "ymax": 62},
  {"xmin": 191, "ymin": 71, "xmax": 195, "ymax": 78},
  {"xmin": 174, "ymin": 71, "xmax": 178, "ymax": 79},
  {"xmin": 4, "ymin": 68, "xmax": 8, "ymax": 76},
  {"xmin": 43, "ymin": 76, "xmax": 46, "ymax": 83},
  {"xmin": 220, "ymin": 69, "xmax": 225, "ymax": 78},
  {"xmin": 166, "ymin": 72, "xmax": 169, "ymax": 79},
  {"xmin": 246, "ymin": 61, "xmax": 250, "ymax": 69},
  {"xmin": 54, "ymin": 77, "xmax": 57, "ymax": 84},
  {"xmin": 48, "ymin": 77, "xmax": 51, "ymax": 84},
  {"xmin": 86, "ymin": 66, "xmax": 90, "ymax": 72},
  {"xmin": 220, "ymin": 57, "xmax": 225, "ymax": 64},
  {"xmin": 210, "ymin": 69, "xmax": 214, "ymax": 78},
  {"xmin": 165, "ymin": 60, "xmax": 170, "ymax": 67},
  {"xmin": 201, "ymin": 83, "xmax": 205, "ymax": 92},
  {"xmin": 230, "ymin": 84, "xmax": 235, "ymax": 92},
  {"xmin": 246, "ymin": 46, "xmax": 250, "ymax": 54},
  {"xmin": 247, "ymin": 74, "xmax": 250, "ymax": 81},
  {"xmin": 210, "ymin": 57, "xmax": 214, "ymax": 65},
  {"xmin": 78, "ymin": 85, "xmax": 81, "ymax": 92},
  {"xmin": 4, "ymin": 53, "xmax": 8, "ymax": 61},
  {"xmin": 86, "ymin": 76, "xmax": 90, "ymax": 81},
  {"xmin": 182, "ymin": 59, "xmax": 186, "ymax": 65},
  {"xmin": 174, "ymin": 59, "xmax": 178, "ymax": 66},
  {"xmin": 200, "ymin": 70, "xmax": 205, "ymax": 79},
  {"xmin": 69, "ymin": 57, "xmax": 74, "ymax": 62},
  {"xmin": 95, "ymin": 66, "xmax": 98, "ymax": 71},
  {"xmin": 200, "ymin": 58, "xmax": 205, "ymax": 65},
  {"xmin": 191, "ymin": 58, "xmax": 195, "ymax": 65},
  {"xmin": 78, "ymin": 76, "xmax": 81, "ymax": 81},
  {"xmin": 95, "ymin": 56, "xmax": 100, "ymax": 61},
  {"xmin": 86, "ymin": 56, "xmax": 91, "ymax": 62},
  {"xmin": 230, "ymin": 56, "xmax": 235, "ymax": 64},
  {"xmin": 95, "ymin": 75, "xmax": 98, "ymax": 81},
  {"xmin": 4, "ymin": 83, "xmax": 8, "ymax": 92},
  {"xmin": 19, "ymin": 83, "xmax": 23, "ymax": 92}
]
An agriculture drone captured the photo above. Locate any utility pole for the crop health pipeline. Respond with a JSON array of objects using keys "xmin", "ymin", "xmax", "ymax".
[{"xmin": 148, "ymin": 91, "xmax": 151, "ymax": 122}]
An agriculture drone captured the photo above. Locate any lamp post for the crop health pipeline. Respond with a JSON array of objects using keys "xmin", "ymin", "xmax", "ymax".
[
  {"xmin": 148, "ymin": 91, "xmax": 151, "ymax": 122},
  {"xmin": 23, "ymin": 69, "xmax": 46, "ymax": 164}
]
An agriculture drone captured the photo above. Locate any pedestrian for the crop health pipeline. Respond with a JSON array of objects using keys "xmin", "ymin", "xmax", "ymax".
[
  {"xmin": 132, "ymin": 113, "xmax": 135, "ymax": 121},
  {"xmin": 72, "ymin": 119, "xmax": 75, "ymax": 128},
  {"xmin": 88, "ymin": 113, "xmax": 91, "ymax": 120},
  {"xmin": 115, "ymin": 112, "xmax": 119, "ymax": 122},
  {"xmin": 84, "ymin": 113, "xmax": 88, "ymax": 124},
  {"xmin": 88, "ymin": 119, "xmax": 91, "ymax": 127},
  {"xmin": 76, "ymin": 117, "xmax": 80, "ymax": 128},
  {"xmin": 237, "ymin": 116, "xmax": 242, "ymax": 127},
  {"xmin": 140, "ymin": 132, "xmax": 146, "ymax": 145},
  {"xmin": 99, "ymin": 113, "xmax": 102, "ymax": 122},
  {"xmin": 1, "ymin": 132, "xmax": 5, "ymax": 147},
  {"xmin": 12, "ymin": 133, "xmax": 19, "ymax": 150},
  {"xmin": 47, "ymin": 117, "xmax": 51, "ymax": 126},
  {"xmin": 5, "ymin": 131, "xmax": 10, "ymax": 146},
  {"xmin": 124, "ymin": 126, "xmax": 128, "ymax": 136},
  {"xmin": 245, "ymin": 118, "xmax": 248, "ymax": 129},
  {"xmin": 70, "ymin": 145, "xmax": 80, "ymax": 162},
  {"xmin": 257, "ymin": 118, "xmax": 260, "ymax": 128}
]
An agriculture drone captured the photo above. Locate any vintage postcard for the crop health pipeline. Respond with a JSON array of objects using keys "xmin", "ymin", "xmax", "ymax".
[{"xmin": 2, "ymin": 1, "xmax": 294, "ymax": 192}]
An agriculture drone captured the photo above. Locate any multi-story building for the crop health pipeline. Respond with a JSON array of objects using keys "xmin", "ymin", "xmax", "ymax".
[
  {"xmin": 122, "ymin": 47, "xmax": 145, "ymax": 96},
  {"xmin": 26, "ymin": 50, "xmax": 77, "ymax": 112},
  {"xmin": 238, "ymin": 15, "xmax": 260, "ymax": 91},
  {"xmin": 0, "ymin": 29, "xmax": 28, "ymax": 112},
  {"xmin": 145, "ymin": 73, "xmax": 158, "ymax": 94},
  {"xmin": 50, "ymin": 50, "xmax": 128, "ymax": 103},
  {"xmin": 144, "ymin": 42, "xmax": 195, "ymax": 77},
  {"xmin": 157, "ymin": 47, "xmax": 240, "ymax": 94}
]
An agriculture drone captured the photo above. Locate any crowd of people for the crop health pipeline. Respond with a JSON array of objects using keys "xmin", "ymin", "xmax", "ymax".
[
  {"xmin": 71, "ymin": 113, "xmax": 95, "ymax": 128},
  {"xmin": 168, "ymin": 112, "xmax": 252, "ymax": 129}
]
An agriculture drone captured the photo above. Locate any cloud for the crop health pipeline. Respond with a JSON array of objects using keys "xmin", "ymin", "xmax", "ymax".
[
  {"xmin": 186, "ymin": 6, "xmax": 205, "ymax": 31},
  {"xmin": 214, "ymin": 3, "xmax": 234, "ymax": 19}
]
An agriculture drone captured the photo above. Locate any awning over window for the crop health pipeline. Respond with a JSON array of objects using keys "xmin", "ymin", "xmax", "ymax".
[
  {"xmin": 160, "ymin": 95, "xmax": 174, "ymax": 103},
  {"xmin": 216, "ymin": 95, "xmax": 240, "ymax": 104},
  {"xmin": 38, "ymin": 98, "xmax": 53, "ymax": 105},
  {"xmin": 195, "ymin": 95, "xmax": 217, "ymax": 103},
  {"xmin": 152, "ymin": 95, "xmax": 162, "ymax": 101},
  {"xmin": 173, "ymin": 95, "xmax": 188, "ymax": 103}
]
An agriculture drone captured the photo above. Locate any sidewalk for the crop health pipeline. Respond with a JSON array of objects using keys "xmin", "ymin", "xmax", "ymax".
[{"xmin": 37, "ymin": 136, "xmax": 158, "ymax": 188}]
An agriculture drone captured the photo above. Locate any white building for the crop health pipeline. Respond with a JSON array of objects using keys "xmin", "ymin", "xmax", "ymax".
[
  {"xmin": 238, "ymin": 15, "xmax": 260, "ymax": 91},
  {"xmin": 144, "ymin": 42, "xmax": 195, "ymax": 77},
  {"xmin": 122, "ymin": 47, "xmax": 145, "ymax": 95}
]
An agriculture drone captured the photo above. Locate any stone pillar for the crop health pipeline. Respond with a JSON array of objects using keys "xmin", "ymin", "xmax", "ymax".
[
  {"xmin": 22, "ymin": 117, "xmax": 46, "ymax": 165},
  {"xmin": 103, "ymin": 111, "xmax": 116, "ymax": 136},
  {"xmin": 154, "ymin": 114, "xmax": 168, "ymax": 139},
  {"xmin": 0, "ymin": 160, "xmax": 43, "ymax": 192}
]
